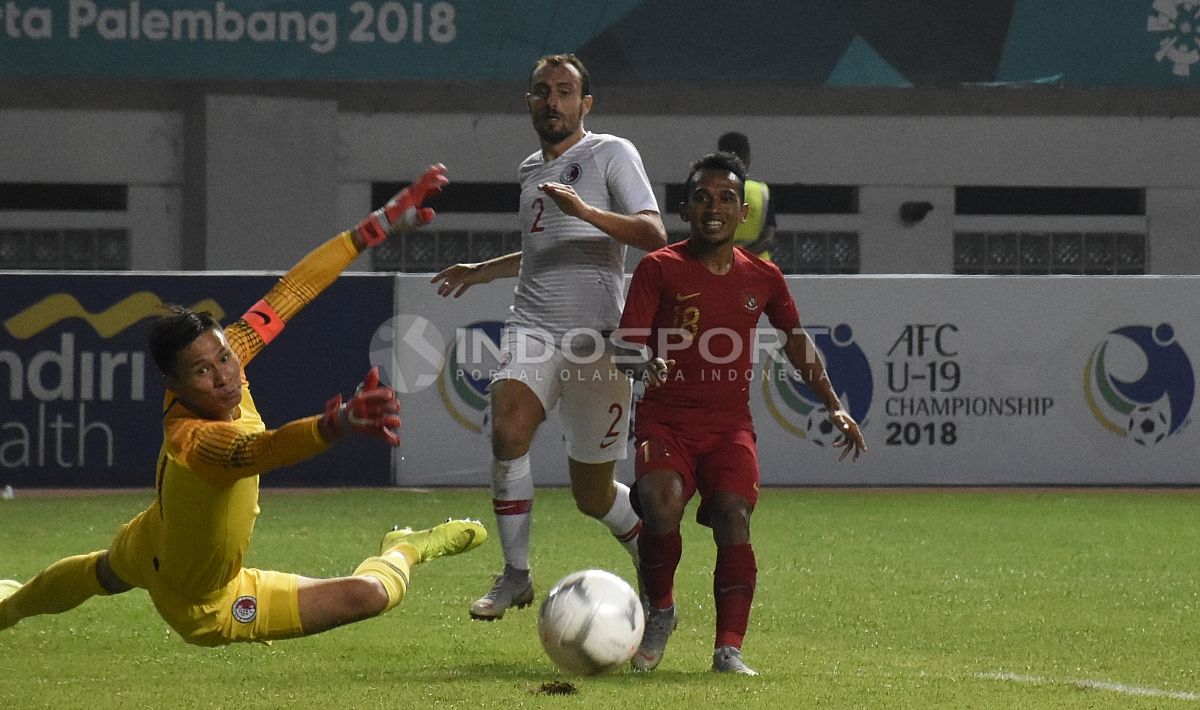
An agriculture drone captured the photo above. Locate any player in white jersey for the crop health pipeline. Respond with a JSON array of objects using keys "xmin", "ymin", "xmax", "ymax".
[{"xmin": 433, "ymin": 54, "xmax": 667, "ymax": 619}]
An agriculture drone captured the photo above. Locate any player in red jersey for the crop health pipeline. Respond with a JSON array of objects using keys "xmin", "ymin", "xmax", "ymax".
[{"xmin": 614, "ymin": 151, "xmax": 866, "ymax": 675}]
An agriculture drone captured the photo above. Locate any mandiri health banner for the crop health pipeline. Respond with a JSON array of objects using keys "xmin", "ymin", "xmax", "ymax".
[
  {"xmin": 0, "ymin": 273, "xmax": 393, "ymax": 487},
  {"xmin": 0, "ymin": 1, "xmax": 1198, "ymax": 86},
  {"xmin": 388, "ymin": 275, "xmax": 1198, "ymax": 487}
]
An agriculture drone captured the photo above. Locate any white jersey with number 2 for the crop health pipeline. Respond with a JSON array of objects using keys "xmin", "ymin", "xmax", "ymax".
[{"xmin": 510, "ymin": 132, "xmax": 659, "ymax": 336}]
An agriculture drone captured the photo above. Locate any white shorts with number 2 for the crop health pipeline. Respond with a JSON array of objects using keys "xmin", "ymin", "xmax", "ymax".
[{"xmin": 490, "ymin": 326, "xmax": 631, "ymax": 463}]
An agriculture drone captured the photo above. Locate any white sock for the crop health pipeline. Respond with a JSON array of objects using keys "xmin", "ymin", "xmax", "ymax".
[
  {"xmin": 600, "ymin": 481, "xmax": 642, "ymax": 567},
  {"xmin": 490, "ymin": 453, "xmax": 533, "ymax": 571}
]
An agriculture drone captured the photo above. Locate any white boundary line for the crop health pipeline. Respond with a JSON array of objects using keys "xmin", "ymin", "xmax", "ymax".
[{"xmin": 977, "ymin": 671, "xmax": 1200, "ymax": 702}]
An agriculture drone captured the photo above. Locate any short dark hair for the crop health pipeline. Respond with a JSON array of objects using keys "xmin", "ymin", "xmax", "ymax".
[
  {"xmin": 717, "ymin": 132, "xmax": 751, "ymax": 163},
  {"xmin": 531, "ymin": 53, "xmax": 591, "ymax": 96},
  {"xmin": 684, "ymin": 151, "xmax": 747, "ymax": 202},
  {"xmin": 149, "ymin": 305, "xmax": 220, "ymax": 377}
]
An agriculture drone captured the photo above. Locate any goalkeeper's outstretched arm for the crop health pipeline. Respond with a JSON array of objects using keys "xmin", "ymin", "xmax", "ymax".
[
  {"xmin": 174, "ymin": 366, "xmax": 402, "ymax": 487},
  {"xmin": 226, "ymin": 164, "xmax": 448, "ymax": 365}
]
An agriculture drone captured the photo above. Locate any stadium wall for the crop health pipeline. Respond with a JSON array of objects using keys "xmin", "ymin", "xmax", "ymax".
[{"xmin": 3, "ymin": 105, "xmax": 1200, "ymax": 274}]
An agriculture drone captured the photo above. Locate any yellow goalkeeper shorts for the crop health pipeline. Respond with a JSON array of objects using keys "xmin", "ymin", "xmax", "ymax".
[{"xmin": 148, "ymin": 567, "xmax": 303, "ymax": 647}]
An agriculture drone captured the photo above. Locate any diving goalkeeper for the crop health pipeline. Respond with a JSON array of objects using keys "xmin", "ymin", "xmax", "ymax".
[{"xmin": 0, "ymin": 164, "xmax": 487, "ymax": 646}]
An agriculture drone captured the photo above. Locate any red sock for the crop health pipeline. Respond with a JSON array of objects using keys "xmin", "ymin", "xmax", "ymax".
[
  {"xmin": 714, "ymin": 543, "xmax": 757, "ymax": 649},
  {"xmin": 637, "ymin": 528, "xmax": 682, "ymax": 610}
]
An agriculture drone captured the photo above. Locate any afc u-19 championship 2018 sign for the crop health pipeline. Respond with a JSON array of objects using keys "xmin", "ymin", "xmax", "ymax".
[
  {"xmin": 745, "ymin": 278, "xmax": 1199, "ymax": 485},
  {"xmin": 0, "ymin": 273, "xmax": 393, "ymax": 487},
  {"xmin": 383, "ymin": 274, "xmax": 1200, "ymax": 487}
]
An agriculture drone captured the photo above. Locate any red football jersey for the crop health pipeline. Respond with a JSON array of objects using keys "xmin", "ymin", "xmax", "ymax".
[{"xmin": 618, "ymin": 242, "xmax": 800, "ymax": 429}]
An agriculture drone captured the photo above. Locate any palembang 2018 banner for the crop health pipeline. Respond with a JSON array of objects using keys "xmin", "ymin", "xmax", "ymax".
[{"xmin": 0, "ymin": 1, "xmax": 1198, "ymax": 86}]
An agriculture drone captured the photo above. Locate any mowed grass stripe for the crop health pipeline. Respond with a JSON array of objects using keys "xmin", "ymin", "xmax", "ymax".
[{"xmin": 0, "ymin": 487, "xmax": 1197, "ymax": 709}]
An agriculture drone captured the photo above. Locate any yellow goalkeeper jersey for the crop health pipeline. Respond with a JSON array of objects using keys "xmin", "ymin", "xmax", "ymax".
[{"xmin": 109, "ymin": 233, "xmax": 359, "ymax": 601}]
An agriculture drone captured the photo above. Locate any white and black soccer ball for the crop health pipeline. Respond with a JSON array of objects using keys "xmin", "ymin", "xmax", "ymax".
[
  {"xmin": 538, "ymin": 569, "xmax": 644, "ymax": 676},
  {"xmin": 1127, "ymin": 404, "xmax": 1169, "ymax": 446},
  {"xmin": 804, "ymin": 407, "xmax": 840, "ymax": 447}
]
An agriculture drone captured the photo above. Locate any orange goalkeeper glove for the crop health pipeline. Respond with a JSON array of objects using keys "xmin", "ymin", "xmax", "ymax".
[
  {"xmin": 322, "ymin": 367, "xmax": 402, "ymax": 446},
  {"xmin": 354, "ymin": 163, "xmax": 449, "ymax": 247}
]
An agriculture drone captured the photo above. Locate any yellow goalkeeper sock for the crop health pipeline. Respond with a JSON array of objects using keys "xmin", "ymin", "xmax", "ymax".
[
  {"xmin": 352, "ymin": 550, "xmax": 413, "ymax": 614},
  {"xmin": 0, "ymin": 551, "xmax": 107, "ymax": 630}
]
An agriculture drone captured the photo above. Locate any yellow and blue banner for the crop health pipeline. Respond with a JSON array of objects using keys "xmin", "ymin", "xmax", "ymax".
[{"xmin": 0, "ymin": 273, "xmax": 393, "ymax": 487}]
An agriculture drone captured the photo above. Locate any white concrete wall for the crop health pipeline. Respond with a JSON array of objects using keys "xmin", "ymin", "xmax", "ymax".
[
  {"xmin": 2, "ymin": 103, "xmax": 1199, "ymax": 273},
  {"xmin": 205, "ymin": 95, "xmax": 342, "ymax": 270},
  {"xmin": 0, "ymin": 108, "xmax": 183, "ymax": 269},
  {"xmin": 337, "ymin": 111, "xmax": 1200, "ymax": 274},
  {"xmin": 0, "ymin": 109, "xmax": 182, "ymax": 184}
]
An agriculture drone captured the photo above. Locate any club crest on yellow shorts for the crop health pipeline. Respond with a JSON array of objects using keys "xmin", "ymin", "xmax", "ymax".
[{"xmin": 232, "ymin": 595, "xmax": 258, "ymax": 623}]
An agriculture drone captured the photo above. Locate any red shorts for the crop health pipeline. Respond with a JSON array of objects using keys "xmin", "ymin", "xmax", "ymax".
[{"xmin": 632, "ymin": 418, "xmax": 760, "ymax": 527}]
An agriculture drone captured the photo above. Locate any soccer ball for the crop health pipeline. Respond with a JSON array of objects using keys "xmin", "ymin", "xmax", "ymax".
[
  {"xmin": 1127, "ymin": 404, "xmax": 1168, "ymax": 446},
  {"xmin": 804, "ymin": 407, "xmax": 839, "ymax": 447},
  {"xmin": 537, "ymin": 569, "xmax": 644, "ymax": 676}
]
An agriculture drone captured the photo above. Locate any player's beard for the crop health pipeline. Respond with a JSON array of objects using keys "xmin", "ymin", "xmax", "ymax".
[{"xmin": 533, "ymin": 109, "xmax": 579, "ymax": 145}]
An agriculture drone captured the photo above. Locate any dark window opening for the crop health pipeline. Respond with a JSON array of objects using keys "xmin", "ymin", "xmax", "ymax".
[
  {"xmin": 955, "ymin": 187, "xmax": 1144, "ymax": 216},
  {"xmin": 0, "ymin": 183, "xmax": 128, "ymax": 212},
  {"xmin": 372, "ymin": 182, "xmax": 519, "ymax": 214},
  {"xmin": 665, "ymin": 183, "xmax": 858, "ymax": 214}
]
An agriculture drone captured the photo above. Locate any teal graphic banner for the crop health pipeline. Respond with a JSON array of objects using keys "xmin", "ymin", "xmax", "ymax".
[
  {"xmin": 0, "ymin": 0, "xmax": 1197, "ymax": 86},
  {"xmin": 0, "ymin": 0, "xmax": 645, "ymax": 80}
]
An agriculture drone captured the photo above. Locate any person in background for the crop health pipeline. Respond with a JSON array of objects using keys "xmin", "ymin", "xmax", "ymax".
[{"xmin": 717, "ymin": 131, "xmax": 776, "ymax": 261}]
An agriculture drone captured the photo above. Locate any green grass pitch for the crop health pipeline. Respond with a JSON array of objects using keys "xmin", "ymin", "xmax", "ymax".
[{"xmin": 1, "ymin": 487, "xmax": 1198, "ymax": 708}]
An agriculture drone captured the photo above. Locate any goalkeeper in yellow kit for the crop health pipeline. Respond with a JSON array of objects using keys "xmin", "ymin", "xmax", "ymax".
[{"xmin": 0, "ymin": 165, "xmax": 487, "ymax": 646}]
